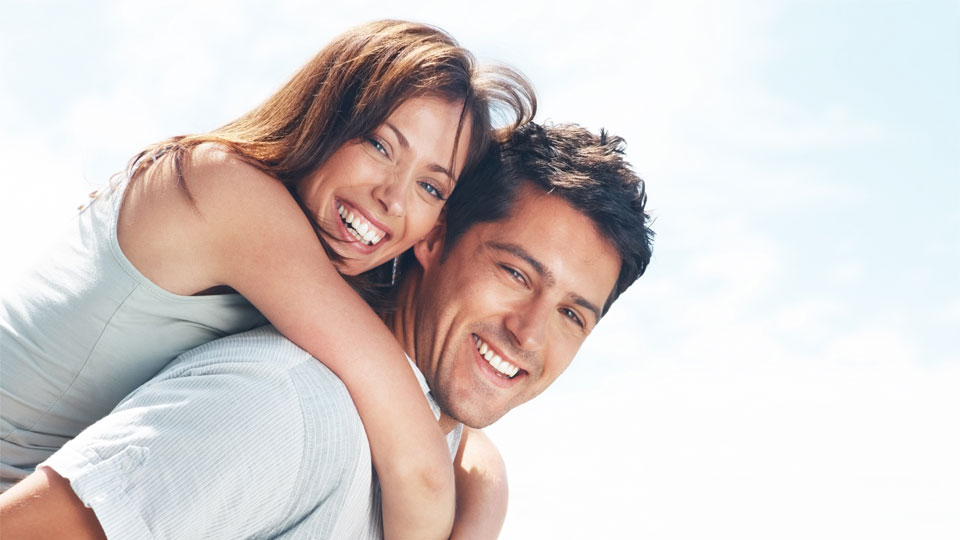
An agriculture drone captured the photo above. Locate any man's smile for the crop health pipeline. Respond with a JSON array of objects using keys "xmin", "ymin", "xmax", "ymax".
[
  {"xmin": 472, "ymin": 334, "xmax": 520, "ymax": 378},
  {"xmin": 470, "ymin": 333, "xmax": 527, "ymax": 388}
]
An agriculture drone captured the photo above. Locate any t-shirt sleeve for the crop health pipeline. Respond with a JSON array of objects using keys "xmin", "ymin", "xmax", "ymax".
[{"xmin": 41, "ymin": 358, "xmax": 310, "ymax": 539}]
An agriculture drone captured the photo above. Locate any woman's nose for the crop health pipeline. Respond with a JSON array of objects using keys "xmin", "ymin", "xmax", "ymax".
[{"xmin": 373, "ymin": 174, "xmax": 407, "ymax": 217}]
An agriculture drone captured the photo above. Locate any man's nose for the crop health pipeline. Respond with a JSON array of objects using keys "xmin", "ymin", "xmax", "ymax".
[
  {"xmin": 504, "ymin": 299, "xmax": 549, "ymax": 352},
  {"xmin": 373, "ymin": 173, "xmax": 407, "ymax": 217}
]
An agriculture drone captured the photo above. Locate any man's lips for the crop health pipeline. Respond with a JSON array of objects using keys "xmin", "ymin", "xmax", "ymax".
[{"xmin": 471, "ymin": 333, "xmax": 526, "ymax": 387}]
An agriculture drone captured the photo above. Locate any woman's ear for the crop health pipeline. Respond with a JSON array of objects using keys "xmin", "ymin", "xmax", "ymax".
[{"xmin": 413, "ymin": 220, "xmax": 446, "ymax": 271}]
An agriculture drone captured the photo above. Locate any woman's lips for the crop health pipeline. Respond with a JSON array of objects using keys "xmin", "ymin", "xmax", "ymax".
[{"xmin": 333, "ymin": 199, "xmax": 392, "ymax": 255}]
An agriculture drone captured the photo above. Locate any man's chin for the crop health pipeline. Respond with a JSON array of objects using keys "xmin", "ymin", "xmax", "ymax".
[
  {"xmin": 435, "ymin": 396, "xmax": 508, "ymax": 429},
  {"xmin": 429, "ymin": 370, "xmax": 525, "ymax": 427}
]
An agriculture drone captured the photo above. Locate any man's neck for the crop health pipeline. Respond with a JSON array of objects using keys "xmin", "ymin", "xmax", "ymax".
[{"xmin": 385, "ymin": 269, "xmax": 459, "ymax": 435}]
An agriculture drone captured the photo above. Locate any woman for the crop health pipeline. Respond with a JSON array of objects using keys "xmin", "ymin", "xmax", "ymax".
[{"xmin": 0, "ymin": 19, "xmax": 535, "ymax": 539}]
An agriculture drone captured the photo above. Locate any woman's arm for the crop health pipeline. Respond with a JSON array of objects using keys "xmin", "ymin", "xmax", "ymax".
[
  {"xmin": 451, "ymin": 428, "xmax": 509, "ymax": 539},
  {"xmin": 118, "ymin": 147, "xmax": 455, "ymax": 539}
]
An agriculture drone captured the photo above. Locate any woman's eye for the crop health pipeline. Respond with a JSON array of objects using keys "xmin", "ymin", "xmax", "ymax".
[
  {"xmin": 418, "ymin": 181, "xmax": 445, "ymax": 201},
  {"xmin": 368, "ymin": 138, "xmax": 389, "ymax": 157},
  {"xmin": 560, "ymin": 308, "xmax": 584, "ymax": 328}
]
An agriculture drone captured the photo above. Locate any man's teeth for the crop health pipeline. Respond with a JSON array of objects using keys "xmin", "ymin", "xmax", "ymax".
[
  {"xmin": 473, "ymin": 335, "xmax": 520, "ymax": 378},
  {"xmin": 337, "ymin": 202, "xmax": 384, "ymax": 246}
]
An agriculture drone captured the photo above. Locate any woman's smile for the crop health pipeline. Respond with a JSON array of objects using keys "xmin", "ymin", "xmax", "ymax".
[{"xmin": 335, "ymin": 198, "xmax": 390, "ymax": 248}]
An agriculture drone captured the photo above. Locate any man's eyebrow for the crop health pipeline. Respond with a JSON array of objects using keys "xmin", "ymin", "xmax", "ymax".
[
  {"xmin": 385, "ymin": 122, "xmax": 455, "ymax": 182},
  {"xmin": 489, "ymin": 242, "xmax": 602, "ymax": 323},
  {"xmin": 571, "ymin": 295, "xmax": 602, "ymax": 325},
  {"xmin": 490, "ymin": 242, "xmax": 552, "ymax": 285}
]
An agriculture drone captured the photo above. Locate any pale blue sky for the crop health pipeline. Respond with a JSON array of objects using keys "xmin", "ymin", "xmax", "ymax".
[{"xmin": 2, "ymin": 1, "xmax": 957, "ymax": 538}]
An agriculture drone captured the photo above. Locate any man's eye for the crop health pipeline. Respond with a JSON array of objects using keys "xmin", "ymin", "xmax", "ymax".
[
  {"xmin": 418, "ymin": 181, "xmax": 445, "ymax": 201},
  {"xmin": 560, "ymin": 308, "xmax": 584, "ymax": 328},
  {"xmin": 367, "ymin": 138, "xmax": 388, "ymax": 156},
  {"xmin": 500, "ymin": 265, "xmax": 526, "ymax": 286}
]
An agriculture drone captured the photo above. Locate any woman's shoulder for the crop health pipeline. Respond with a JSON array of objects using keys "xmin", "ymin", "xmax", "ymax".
[
  {"xmin": 163, "ymin": 142, "xmax": 298, "ymax": 220},
  {"xmin": 183, "ymin": 143, "xmax": 277, "ymax": 191},
  {"xmin": 117, "ymin": 141, "xmax": 304, "ymax": 294},
  {"xmin": 125, "ymin": 142, "xmax": 295, "ymax": 229},
  {"xmin": 128, "ymin": 142, "xmax": 277, "ymax": 205},
  {"xmin": 185, "ymin": 142, "xmax": 253, "ymax": 169}
]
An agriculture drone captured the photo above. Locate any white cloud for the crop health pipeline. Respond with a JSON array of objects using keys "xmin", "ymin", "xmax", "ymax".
[
  {"xmin": 942, "ymin": 298, "xmax": 960, "ymax": 325},
  {"xmin": 828, "ymin": 260, "xmax": 862, "ymax": 283},
  {"xmin": 0, "ymin": 134, "xmax": 94, "ymax": 289}
]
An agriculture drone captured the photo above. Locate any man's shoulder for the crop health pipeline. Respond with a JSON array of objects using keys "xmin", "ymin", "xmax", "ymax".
[
  {"xmin": 174, "ymin": 326, "xmax": 375, "ymax": 537},
  {"xmin": 47, "ymin": 325, "xmax": 373, "ymax": 539},
  {"xmin": 167, "ymin": 325, "xmax": 315, "ymax": 373},
  {"xmin": 162, "ymin": 324, "xmax": 361, "ymax": 420}
]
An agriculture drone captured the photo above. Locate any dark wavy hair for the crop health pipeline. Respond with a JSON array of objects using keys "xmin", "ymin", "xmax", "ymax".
[{"xmin": 442, "ymin": 122, "xmax": 654, "ymax": 314}]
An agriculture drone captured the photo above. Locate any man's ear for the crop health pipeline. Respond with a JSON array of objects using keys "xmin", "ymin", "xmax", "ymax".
[{"xmin": 414, "ymin": 219, "xmax": 446, "ymax": 271}]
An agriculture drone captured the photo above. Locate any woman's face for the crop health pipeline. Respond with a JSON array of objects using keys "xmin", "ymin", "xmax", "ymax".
[{"xmin": 297, "ymin": 95, "xmax": 473, "ymax": 276}]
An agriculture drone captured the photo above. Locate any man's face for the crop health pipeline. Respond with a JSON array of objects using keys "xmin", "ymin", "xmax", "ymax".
[{"xmin": 411, "ymin": 184, "xmax": 622, "ymax": 428}]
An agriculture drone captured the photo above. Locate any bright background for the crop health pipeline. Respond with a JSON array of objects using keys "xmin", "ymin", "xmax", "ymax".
[{"xmin": 2, "ymin": 1, "xmax": 957, "ymax": 538}]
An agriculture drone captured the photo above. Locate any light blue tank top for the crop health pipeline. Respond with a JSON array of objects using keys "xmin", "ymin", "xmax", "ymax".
[{"xmin": 0, "ymin": 176, "xmax": 268, "ymax": 489}]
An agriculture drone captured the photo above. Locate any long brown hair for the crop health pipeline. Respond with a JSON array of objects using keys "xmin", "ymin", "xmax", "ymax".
[
  {"xmin": 127, "ymin": 19, "xmax": 536, "ymax": 304},
  {"xmin": 129, "ymin": 19, "xmax": 535, "ymax": 195}
]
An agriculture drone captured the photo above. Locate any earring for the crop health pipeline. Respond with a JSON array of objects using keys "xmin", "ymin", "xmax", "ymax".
[{"xmin": 390, "ymin": 256, "xmax": 399, "ymax": 286}]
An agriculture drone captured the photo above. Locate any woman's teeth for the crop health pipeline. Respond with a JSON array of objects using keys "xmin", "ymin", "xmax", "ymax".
[
  {"xmin": 473, "ymin": 335, "xmax": 520, "ymax": 378},
  {"xmin": 337, "ymin": 202, "xmax": 384, "ymax": 246}
]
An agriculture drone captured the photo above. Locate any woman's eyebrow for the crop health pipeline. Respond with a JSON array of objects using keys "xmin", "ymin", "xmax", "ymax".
[
  {"xmin": 385, "ymin": 122, "xmax": 410, "ymax": 149},
  {"xmin": 427, "ymin": 163, "xmax": 455, "ymax": 181}
]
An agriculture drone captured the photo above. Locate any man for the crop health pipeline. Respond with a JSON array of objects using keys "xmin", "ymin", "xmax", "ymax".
[{"xmin": 0, "ymin": 122, "xmax": 653, "ymax": 538}]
